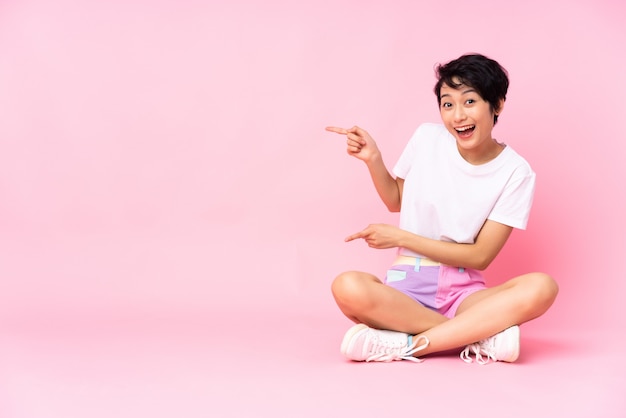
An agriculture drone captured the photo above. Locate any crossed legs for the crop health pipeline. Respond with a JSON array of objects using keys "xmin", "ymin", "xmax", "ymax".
[{"xmin": 331, "ymin": 270, "xmax": 559, "ymax": 357}]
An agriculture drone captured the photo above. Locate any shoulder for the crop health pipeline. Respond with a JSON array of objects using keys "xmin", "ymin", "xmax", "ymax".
[
  {"xmin": 395, "ymin": 123, "xmax": 449, "ymax": 173},
  {"xmin": 408, "ymin": 123, "xmax": 451, "ymax": 149},
  {"xmin": 501, "ymin": 146, "xmax": 535, "ymax": 179}
]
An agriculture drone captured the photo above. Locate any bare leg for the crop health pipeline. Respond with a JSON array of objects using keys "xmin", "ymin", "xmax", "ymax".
[
  {"xmin": 331, "ymin": 270, "xmax": 448, "ymax": 334},
  {"xmin": 415, "ymin": 272, "xmax": 559, "ymax": 356}
]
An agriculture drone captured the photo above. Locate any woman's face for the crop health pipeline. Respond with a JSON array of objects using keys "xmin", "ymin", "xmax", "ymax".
[{"xmin": 439, "ymin": 81, "xmax": 503, "ymax": 164}]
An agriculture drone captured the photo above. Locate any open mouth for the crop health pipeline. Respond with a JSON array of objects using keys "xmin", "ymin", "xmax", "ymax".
[{"xmin": 455, "ymin": 125, "xmax": 475, "ymax": 139}]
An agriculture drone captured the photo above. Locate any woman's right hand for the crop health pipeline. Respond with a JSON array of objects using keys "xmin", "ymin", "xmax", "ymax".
[{"xmin": 325, "ymin": 125, "xmax": 380, "ymax": 164}]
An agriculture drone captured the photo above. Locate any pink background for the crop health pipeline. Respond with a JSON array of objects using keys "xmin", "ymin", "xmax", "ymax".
[{"xmin": 0, "ymin": 0, "xmax": 624, "ymax": 417}]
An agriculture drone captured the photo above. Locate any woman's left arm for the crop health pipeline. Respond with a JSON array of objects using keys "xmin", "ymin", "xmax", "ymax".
[{"xmin": 345, "ymin": 220, "xmax": 513, "ymax": 270}]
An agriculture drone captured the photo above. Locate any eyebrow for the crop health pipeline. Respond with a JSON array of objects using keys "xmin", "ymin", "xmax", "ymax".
[{"xmin": 440, "ymin": 88, "xmax": 477, "ymax": 99}]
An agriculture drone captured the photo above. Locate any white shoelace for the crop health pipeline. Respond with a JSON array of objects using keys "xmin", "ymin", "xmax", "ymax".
[
  {"xmin": 366, "ymin": 334, "xmax": 430, "ymax": 363},
  {"xmin": 460, "ymin": 339, "xmax": 496, "ymax": 365}
]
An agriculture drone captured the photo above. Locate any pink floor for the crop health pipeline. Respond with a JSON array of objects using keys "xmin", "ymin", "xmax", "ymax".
[{"xmin": 1, "ymin": 305, "xmax": 623, "ymax": 418}]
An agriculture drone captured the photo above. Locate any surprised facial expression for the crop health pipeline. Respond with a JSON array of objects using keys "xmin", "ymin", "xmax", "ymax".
[{"xmin": 439, "ymin": 82, "xmax": 502, "ymax": 161}]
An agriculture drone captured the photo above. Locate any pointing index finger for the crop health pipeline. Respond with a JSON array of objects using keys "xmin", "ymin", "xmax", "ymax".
[
  {"xmin": 344, "ymin": 231, "xmax": 364, "ymax": 242},
  {"xmin": 325, "ymin": 126, "xmax": 348, "ymax": 135}
]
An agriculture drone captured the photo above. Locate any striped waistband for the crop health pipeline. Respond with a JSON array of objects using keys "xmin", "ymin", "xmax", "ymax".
[{"xmin": 392, "ymin": 255, "xmax": 441, "ymax": 267}]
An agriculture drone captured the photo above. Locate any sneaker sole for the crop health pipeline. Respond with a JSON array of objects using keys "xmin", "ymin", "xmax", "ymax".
[{"xmin": 340, "ymin": 323, "xmax": 369, "ymax": 357}]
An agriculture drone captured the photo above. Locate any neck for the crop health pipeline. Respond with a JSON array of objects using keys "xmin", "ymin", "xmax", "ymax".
[{"xmin": 457, "ymin": 139, "xmax": 505, "ymax": 165}]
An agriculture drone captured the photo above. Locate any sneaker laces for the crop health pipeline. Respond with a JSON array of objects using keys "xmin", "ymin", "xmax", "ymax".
[
  {"xmin": 366, "ymin": 334, "xmax": 430, "ymax": 363},
  {"xmin": 460, "ymin": 338, "xmax": 496, "ymax": 365}
]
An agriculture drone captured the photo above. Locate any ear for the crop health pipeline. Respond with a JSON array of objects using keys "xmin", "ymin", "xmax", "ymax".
[{"xmin": 494, "ymin": 98, "xmax": 505, "ymax": 115}]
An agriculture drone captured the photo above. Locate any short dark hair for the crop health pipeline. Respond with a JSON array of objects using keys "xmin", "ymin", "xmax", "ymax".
[{"xmin": 434, "ymin": 54, "xmax": 509, "ymax": 124}]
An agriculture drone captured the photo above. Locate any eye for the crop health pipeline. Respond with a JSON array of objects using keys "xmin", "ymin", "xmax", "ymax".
[
  {"xmin": 466, "ymin": 99, "xmax": 475, "ymax": 105},
  {"xmin": 441, "ymin": 102, "xmax": 452, "ymax": 108}
]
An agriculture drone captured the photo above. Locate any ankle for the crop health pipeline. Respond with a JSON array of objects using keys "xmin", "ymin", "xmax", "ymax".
[{"xmin": 409, "ymin": 334, "xmax": 430, "ymax": 357}]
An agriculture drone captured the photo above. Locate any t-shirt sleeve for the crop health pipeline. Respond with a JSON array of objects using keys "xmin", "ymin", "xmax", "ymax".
[
  {"xmin": 393, "ymin": 125, "xmax": 425, "ymax": 179},
  {"xmin": 488, "ymin": 166, "xmax": 536, "ymax": 230}
]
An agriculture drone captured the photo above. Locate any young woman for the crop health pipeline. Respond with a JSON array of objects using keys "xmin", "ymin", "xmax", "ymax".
[{"xmin": 326, "ymin": 53, "xmax": 558, "ymax": 364}]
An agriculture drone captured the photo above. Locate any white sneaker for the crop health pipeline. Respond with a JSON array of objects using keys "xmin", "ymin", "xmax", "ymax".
[
  {"xmin": 460, "ymin": 325, "xmax": 520, "ymax": 364},
  {"xmin": 340, "ymin": 324, "xmax": 429, "ymax": 362}
]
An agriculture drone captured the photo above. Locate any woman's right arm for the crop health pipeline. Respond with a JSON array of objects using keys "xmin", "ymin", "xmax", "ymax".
[
  {"xmin": 365, "ymin": 153, "xmax": 403, "ymax": 212},
  {"xmin": 326, "ymin": 125, "xmax": 403, "ymax": 212}
]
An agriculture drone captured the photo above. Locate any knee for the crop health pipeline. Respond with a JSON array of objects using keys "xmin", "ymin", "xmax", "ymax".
[
  {"xmin": 331, "ymin": 271, "xmax": 371, "ymax": 308},
  {"xmin": 526, "ymin": 272, "xmax": 559, "ymax": 310}
]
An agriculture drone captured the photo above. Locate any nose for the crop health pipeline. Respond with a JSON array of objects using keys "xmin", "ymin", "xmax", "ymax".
[{"xmin": 453, "ymin": 106, "xmax": 466, "ymax": 122}]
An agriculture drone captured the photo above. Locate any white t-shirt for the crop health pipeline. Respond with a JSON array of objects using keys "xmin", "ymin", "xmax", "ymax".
[{"xmin": 392, "ymin": 123, "xmax": 536, "ymax": 258}]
